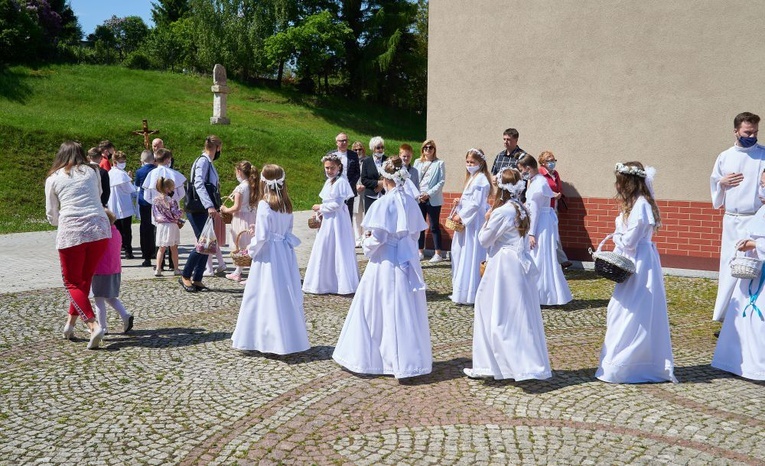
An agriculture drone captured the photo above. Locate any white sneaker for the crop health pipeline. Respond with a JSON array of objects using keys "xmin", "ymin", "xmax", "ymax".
[
  {"xmin": 418, "ymin": 252, "xmax": 425, "ymax": 260},
  {"xmin": 62, "ymin": 323, "xmax": 75, "ymax": 340},
  {"xmin": 429, "ymin": 254, "xmax": 443, "ymax": 264},
  {"xmin": 154, "ymin": 269, "xmax": 163, "ymax": 277},
  {"xmin": 87, "ymin": 325, "xmax": 105, "ymax": 350},
  {"xmin": 203, "ymin": 270, "xmax": 215, "ymax": 277},
  {"xmin": 216, "ymin": 265, "xmax": 227, "ymax": 275}
]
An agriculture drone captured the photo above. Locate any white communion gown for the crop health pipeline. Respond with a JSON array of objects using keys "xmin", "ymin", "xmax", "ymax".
[
  {"xmin": 303, "ymin": 176, "xmax": 359, "ymax": 295},
  {"xmin": 525, "ymin": 174, "xmax": 572, "ymax": 306},
  {"xmin": 595, "ymin": 196, "xmax": 677, "ymax": 383},
  {"xmin": 712, "ymin": 205, "xmax": 765, "ymax": 380},
  {"xmin": 467, "ymin": 201, "xmax": 551, "ymax": 380},
  {"xmin": 231, "ymin": 201, "xmax": 310, "ymax": 355},
  {"xmin": 332, "ymin": 186, "xmax": 432, "ymax": 378},
  {"xmin": 450, "ymin": 173, "xmax": 490, "ymax": 305}
]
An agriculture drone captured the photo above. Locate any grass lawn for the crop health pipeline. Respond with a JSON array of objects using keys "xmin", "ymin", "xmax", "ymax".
[{"xmin": 0, "ymin": 65, "xmax": 426, "ymax": 234}]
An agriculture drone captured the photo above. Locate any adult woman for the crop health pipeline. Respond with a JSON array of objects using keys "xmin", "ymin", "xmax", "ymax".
[
  {"xmin": 179, "ymin": 135, "xmax": 222, "ymax": 292},
  {"xmin": 414, "ymin": 139, "xmax": 446, "ymax": 262},
  {"xmin": 351, "ymin": 141, "xmax": 367, "ymax": 244},
  {"xmin": 45, "ymin": 141, "xmax": 111, "ymax": 349},
  {"xmin": 538, "ymin": 150, "xmax": 571, "ymax": 268}
]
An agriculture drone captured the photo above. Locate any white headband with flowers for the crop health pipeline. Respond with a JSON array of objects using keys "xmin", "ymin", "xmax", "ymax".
[
  {"xmin": 380, "ymin": 160, "xmax": 411, "ymax": 186},
  {"xmin": 496, "ymin": 167, "xmax": 525, "ymax": 198},
  {"xmin": 615, "ymin": 163, "xmax": 657, "ymax": 197},
  {"xmin": 469, "ymin": 148, "xmax": 486, "ymax": 161}
]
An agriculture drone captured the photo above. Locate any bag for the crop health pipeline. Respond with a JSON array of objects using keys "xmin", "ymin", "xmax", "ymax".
[
  {"xmin": 588, "ymin": 234, "xmax": 635, "ymax": 283},
  {"xmin": 195, "ymin": 217, "xmax": 219, "ymax": 254},
  {"xmin": 185, "ymin": 157, "xmax": 221, "ymax": 213},
  {"xmin": 214, "ymin": 214, "xmax": 227, "ymax": 247},
  {"xmin": 308, "ymin": 212, "xmax": 322, "ymax": 229}
]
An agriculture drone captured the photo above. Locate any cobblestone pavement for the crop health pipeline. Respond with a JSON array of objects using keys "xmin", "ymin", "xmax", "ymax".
[{"xmin": 1, "ymin": 250, "xmax": 763, "ymax": 464}]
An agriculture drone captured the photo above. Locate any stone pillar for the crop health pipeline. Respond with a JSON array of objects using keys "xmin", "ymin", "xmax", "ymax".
[{"xmin": 210, "ymin": 64, "xmax": 230, "ymax": 125}]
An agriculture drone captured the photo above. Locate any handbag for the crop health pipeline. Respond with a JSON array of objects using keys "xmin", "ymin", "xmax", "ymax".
[
  {"xmin": 185, "ymin": 157, "xmax": 221, "ymax": 213},
  {"xmin": 195, "ymin": 217, "xmax": 219, "ymax": 254}
]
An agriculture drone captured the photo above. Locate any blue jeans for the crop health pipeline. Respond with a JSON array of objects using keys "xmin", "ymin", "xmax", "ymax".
[
  {"xmin": 418, "ymin": 202, "xmax": 442, "ymax": 251},
  {"xmin": 182, "ymin": 211, "xmax": 210, "ymax": 282}
]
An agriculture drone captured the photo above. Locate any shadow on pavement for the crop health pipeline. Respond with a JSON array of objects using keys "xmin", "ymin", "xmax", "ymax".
[
  {"xmin": 238, "ymin": 345, "xmax": 335, "ymax": 365},
  {"xmin": 674, "ymin": 364, "xmax": 765, "ymax": 386},
  {"xmin": 102, "ymin": 328, "xmax": 230, "ymax": 350}
]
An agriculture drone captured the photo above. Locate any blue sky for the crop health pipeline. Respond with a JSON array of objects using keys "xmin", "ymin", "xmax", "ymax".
[{"xmin": 69, "ymin": 0, "xmax": 155, "ymax": 36}]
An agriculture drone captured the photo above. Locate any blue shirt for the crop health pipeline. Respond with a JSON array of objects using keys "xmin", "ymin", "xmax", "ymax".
[{"xmin": 134, "ymin": 163, "xmax": 156, "ymax": 207}]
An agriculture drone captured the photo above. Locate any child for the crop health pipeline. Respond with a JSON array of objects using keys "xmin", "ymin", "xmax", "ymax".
[
  {"xmin": 231, "ymin": 164, "xmax": 310, "ymax": 354},
  {"xmin": 107, "ymin": 150, "xmax": 137, "ymax": 259},
  {"xmin": 152, "ymin": 177, "xmax": 183, "ymax": 277},
  {"xmin": 711, "ymin": 169, "xmax": 765, "ymax": 380},
  {"xmin": 449, "ymin": 148, "xmax": 492, "ymax": 305},
  {"xmin": 303, "ymin": 154, "xmax": 360, "ymax": 295},
  {"xmin": 220, "ymin": 161, "xmax": 259, "ymax": 282},
  {"xmin": 517, "ymin": 154, "xmax": 572, "ymax": 306},
  {"xmin": 333, "ymin": 156, "xmax": 432, "ymax": 379},
  {"xmin": 93, "ymin": 210, "xmax": 134, "ymax": 335},
  {"xmin": 463, "ymin": 168, "xmax": 551, "ymax": 380},
  {"xmin": 595, "ymin": 162, "xmax": 677, "ymax": 384}
]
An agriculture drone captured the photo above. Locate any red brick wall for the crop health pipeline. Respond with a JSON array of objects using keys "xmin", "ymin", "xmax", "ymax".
[{"xmin": 423, "ymin": 193, "xmax": 723, "ymax": 271}]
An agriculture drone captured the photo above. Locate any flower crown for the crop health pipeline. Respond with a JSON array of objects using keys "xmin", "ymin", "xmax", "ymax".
[
  {"xmin": 615, "ymin": 163, "xmax": 646, "ymax": 178},
  {"xmin": 496, "ymin": 167, "xmax": 525, "ymax": 197},
  {"xmin": 468, "ymin": 148, "xmax": 486, "ymax": 161},
  {"xmin": 261, "ymin": 172, "xmax": 285, "ymax": 191},
  {"xmin": 380, "ymin": 161, "xmax": 411, "ymax": 186},
  {"xmin": 321, "ymin": 154, "xmax": 341, "ymax": 164}
]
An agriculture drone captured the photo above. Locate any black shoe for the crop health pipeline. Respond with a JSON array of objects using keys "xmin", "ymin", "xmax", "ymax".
[
  {"xmin": 122, "ymin": 315, "xmax": 134, "ymax": 334},
  {"xmin": 714, "ymin": 331, "xmax": 720, "ymax": 338},
  {"xmin": 193, "ymin": 282, "xmax": 210, "ymax": 292},
  {"xmin": 141, "ymin": 260, "xmax": 152, "ymax": 267},
  {"xmin": 561, "ymin": 261, "xmax": 573, "ymax": 269},
  {"xmin": 178, "ymin": 277, "xmax": 197, "ymax": 293},
  {"xmin": 126, "ymin": 253, "xmax": 135, "ymax": 259}
]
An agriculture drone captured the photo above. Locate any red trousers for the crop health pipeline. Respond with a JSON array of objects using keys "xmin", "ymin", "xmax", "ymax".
[{"xmin": 58, "ymin": 239, "xmax": 109, "ymax": 320}]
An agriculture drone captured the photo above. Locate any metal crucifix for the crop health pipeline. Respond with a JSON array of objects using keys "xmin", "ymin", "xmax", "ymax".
[{"xmin": 132, "ymin": 119, "xmax": 159, "ymax": 150}]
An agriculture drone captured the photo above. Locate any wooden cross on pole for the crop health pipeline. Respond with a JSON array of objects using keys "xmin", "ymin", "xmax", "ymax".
[{"xmin": 132, "ymin": 119, "xmax": 159, "ymax": 150}]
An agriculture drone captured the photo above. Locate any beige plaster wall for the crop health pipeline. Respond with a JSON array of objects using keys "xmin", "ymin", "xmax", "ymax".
[{"xmin": 427, "ymin": 0, "xmax": 765, "ymax": 201}]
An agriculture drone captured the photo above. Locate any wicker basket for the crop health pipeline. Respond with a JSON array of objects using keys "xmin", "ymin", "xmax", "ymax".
[
  {"xmin": 308, "ymin": 213, "xmax": 322, "ymax": 229},
  {"xmin": 730, "ymin": 253, "xmax": 762, "ymax": 280},
  {"xmin": 589, "ymin": 234, "xmax": 636, "ymax": 283},
  {"xmin": 445, "ymin": 205, "xmax": 465, "ymax": 232},
  {"xmin": 220, "ymin": 195, "xmax": 234, "ymax": 224},
  {"xmin": 230, "ymin": 230, "xmax": 252, "ymax": 267}
]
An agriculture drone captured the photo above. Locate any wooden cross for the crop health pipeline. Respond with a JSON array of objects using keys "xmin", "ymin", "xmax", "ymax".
[{"xmin": 132, "ymin": 119, "xmax": 159, "ymax": 150}]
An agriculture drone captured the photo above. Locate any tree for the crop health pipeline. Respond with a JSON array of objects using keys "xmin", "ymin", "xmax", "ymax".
[
  {"xmin": 102, "ymin": 16, "xmax": 150, "ymax": 60},
  {"xmin": 151, "ymin": 0, "xmax": 190, "ymax": 28},
  {"xmin": 0, "ymin": 0, "xmax": 42, "ymax": 64}
]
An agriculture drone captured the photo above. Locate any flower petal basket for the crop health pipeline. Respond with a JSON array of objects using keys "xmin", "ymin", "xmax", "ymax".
[
  {"xmin": 730, "ymin": 252, "xmax": 762, "ymax": 280},
  {"xmin": 230, "ymin": 230, "xmax": 252, "ymax": 267},
  {"xmin": 589, "ymin": 234, "xmax": 636, "ymax": 283}
]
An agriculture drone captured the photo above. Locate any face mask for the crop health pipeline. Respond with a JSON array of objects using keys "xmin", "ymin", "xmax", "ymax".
[
  {"xmin": 466, "ymin": 165, "xmax": 480, "ymax": 174},
  {"xmin": 116, "ymin": 162, "xmax": 126, "ymax": 170},
  {"xmin": 214, "ymin": 150, "xmax": 221, "ymax": 161},
  {"xmin": 738, "ymin": 136, "xmax": 758, "ymax": 148},
  {"xmin": 546, "ymin": 162, "xmax": 556, "ymax": 171},
  {"xmin": 168, "ymin": 191, "xmax": 175, "ymax": 198},
  {"xmin": 521, "ymin": 172, "xmax": 531, "ymax": 181},
  {"xmin": 236, "ymin": 175, "xmax": 244, "ymax": 183}
]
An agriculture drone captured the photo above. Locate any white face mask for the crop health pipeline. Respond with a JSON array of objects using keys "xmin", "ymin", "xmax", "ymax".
[
  {"xmin": 466, "ymin": 165, "xmax": 480, "ymax": 175},
  {"xmin": 116, "ymin": 162, "xmax": 126, "ymax": 170},
  {"xmin": 236, "ymin": 175, "xmax": 244, "ymax": 183}
]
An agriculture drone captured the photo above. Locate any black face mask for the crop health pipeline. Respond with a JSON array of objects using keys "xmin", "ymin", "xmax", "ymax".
[
  {"xmin": 168, "ymin": 191, "xmax": 175, "ymax": 198},
  {"xmin": 213, "ymin": 150, "xmax": 221, "ymax": 161}
]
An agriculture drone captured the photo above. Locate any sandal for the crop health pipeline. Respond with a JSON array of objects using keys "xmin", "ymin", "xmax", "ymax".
[
  {"xmin": 178, "ymin": 277, "xmax": 197, "ymax": 293},
  {"xmin": 192, "ymin": 282, "xmax": 210, "ymax": 292}
]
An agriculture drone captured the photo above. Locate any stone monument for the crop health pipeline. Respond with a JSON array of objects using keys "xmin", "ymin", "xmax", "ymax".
[{"xmin": 210, "ymin": 64, "xmax": 230, "ymax": 125}]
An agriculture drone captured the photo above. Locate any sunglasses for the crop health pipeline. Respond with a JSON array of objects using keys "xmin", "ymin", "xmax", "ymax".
[
  {"xmin": 376, "ymin": 146, "xmax": 384, "ymax": 150},
  {"xmin": 423, "ymin": 146, "xmax": 434, "ymax": 151}
]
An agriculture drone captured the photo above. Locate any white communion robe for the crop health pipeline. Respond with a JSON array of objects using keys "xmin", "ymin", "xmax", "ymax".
[
  {"xmin": 525, "ymin": 174, "xmax": 572, "ymax": 306},
  {"xmin": 710, "ymin": 143, "xmax": 765, "ymax": 321},
  {"xmin": 450, "ymin": 173, "xmax": 490, "ymax": 305},
  {"xmin": 595, "ymin": 197, "xmax": 677, "ymax": 384},
  {"xmin": 303, "ymin": 176, "xmax": 359, "ymax": 295},
  {"xmin": 332, "ymin": 186, "xmax": 431, "ymax": 378},
  {"xmin": 468, "ymin": 201, "xmax": 552, "ymax": 380},
  {"xmin": 231, "ymin": 201, "xmax": 310, "ymax": 355},
  {"xmin": 712, "ymin": 206, "xmax": 765, "ymax": 380},
  {"xmin": 142, "ymin": 165, "xmax": 188, "ymax": 223},
  {"xmin": 107, "ymin": 167, "xmax": 136, "ymax": 220}
]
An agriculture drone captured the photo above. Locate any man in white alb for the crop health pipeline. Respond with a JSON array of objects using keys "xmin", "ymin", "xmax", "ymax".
[{"xmin": 710, "ymin": 112, "xmax": 765, "ymax": 322}]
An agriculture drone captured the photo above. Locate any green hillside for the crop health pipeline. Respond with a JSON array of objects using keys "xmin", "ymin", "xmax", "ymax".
[{"xmin": 0, "ymin": 65, "xmax": 425, "ymax": 234}]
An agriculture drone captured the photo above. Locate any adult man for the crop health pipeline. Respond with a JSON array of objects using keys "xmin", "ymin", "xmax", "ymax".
[
  {"xmin": 134, "ymin": 150, "xmax": 157, "ymax": 267},
  {"xmin": 326, "ymin": 132, "xmax": 360, "ymax": 219},
  {"xmin": 98, "ymin": 140, "xmax": 115, "ymax": 172},
  {"xmin": 490, "ymin": 128, "xmax": 528, "ymax": 177},
  {"xmin": 710, "ymin": 112, "xmax": 765, "ymax": 322},
  {"xmin": 152, "ymin": 138, "xmax": 164, "ymax": 155},
  {"xmin": 360, "ymin": 136, "xmax": 387, "ymax": 212},
  {"xmin": 87, "ymin": 146, "xmax": 110, "ymax": 207}
]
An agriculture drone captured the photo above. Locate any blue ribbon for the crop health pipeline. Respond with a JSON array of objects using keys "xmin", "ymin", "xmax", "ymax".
[{"xmin": 742, "ymin": 271, "xmax": 765, "ymax": 319}]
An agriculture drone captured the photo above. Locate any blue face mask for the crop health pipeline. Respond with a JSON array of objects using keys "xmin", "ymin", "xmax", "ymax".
[
  {"xmin": 739, "ymin": 136, "xmax": 758, "ymax": 148},
  {"xmin": 546, "ymin": 162, "xmax": 556, "ymax": 171}
]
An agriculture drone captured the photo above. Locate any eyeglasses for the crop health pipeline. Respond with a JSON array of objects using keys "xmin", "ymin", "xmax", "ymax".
[
  {"xmin": 376, "ymin": 146, "xmax": 384, "ymax": 150},
  {"xmin": 336, "ymin": 139, "xmax": 348, "ymax": 143},
  {"xmin": 423, "ymin": 146, "xmax": 434, "ymax": 151}
]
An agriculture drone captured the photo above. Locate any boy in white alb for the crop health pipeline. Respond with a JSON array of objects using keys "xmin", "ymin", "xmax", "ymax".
[{"xmin": 710, "ymin": 112, "xmax": 765, "ymax": 322}]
